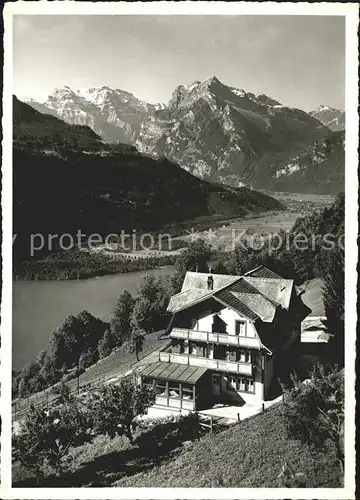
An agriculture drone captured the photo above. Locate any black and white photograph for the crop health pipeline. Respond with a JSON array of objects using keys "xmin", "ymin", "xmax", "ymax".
[{"xmin": 1, "ymin": 2, "xmax": 358, "ymax": 498}]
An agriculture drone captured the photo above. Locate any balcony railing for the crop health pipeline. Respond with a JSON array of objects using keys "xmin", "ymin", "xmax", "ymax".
[
  {"xmin": 170, "ymin": 327, "xmax": 260, "ymax": 349},
  {"xmin": 159, "ymin": 351, "xmax": 253, "ymax": 376}
]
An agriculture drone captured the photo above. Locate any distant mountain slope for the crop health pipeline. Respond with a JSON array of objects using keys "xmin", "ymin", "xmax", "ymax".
[
  {"xmin": 13, "ymin": 97, "xmax": 284, "ymax": 256},
  {"xmin": 14, "ymin": 95, "xmax": 101, "ymax": 150},
  {"xmin": 136, "ymin": 76, "xmax": 332, "ymax": 188},
  {"xmin": 258, "ymin": 131, "xmax": 345, "ymax": 194},
  {"xmin": 25, "ymin": 86, "xmax": 157, "ymax": 143},
  {"xmin": 309, "ymin": 105, "xmax": 345, "ymax": 132}
]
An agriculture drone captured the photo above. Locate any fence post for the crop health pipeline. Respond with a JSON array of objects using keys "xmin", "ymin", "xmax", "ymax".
[
  {"xmin": 237, "ymin": 412, "xmax": 240, "ymax": 422},
  {"xmin": 262, "ymin": 403, "xmax": 265, "ymax": 413}
]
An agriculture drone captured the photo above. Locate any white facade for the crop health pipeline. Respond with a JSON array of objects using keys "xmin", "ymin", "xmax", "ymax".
[
  {"xmin": 192, "ymin": 307, "xmax": 260, "ymax": 344},
  {"xmin": 171, "ymin": 306, "xmax": 268, "ymax": 404}
]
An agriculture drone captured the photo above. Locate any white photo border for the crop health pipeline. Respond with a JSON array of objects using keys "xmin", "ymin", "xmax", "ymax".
[{"xmin": 1, "ymin": 2, "xmax": 358, "ymax": 499}]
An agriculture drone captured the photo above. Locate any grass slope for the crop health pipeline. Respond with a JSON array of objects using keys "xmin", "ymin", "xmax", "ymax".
[
  {"xmin": 13, "ymin": 405, "xmax": 342, "ymax": 487},
  {"xmin": 113, "ymin": 406, "xmax": 341, "ymax": 488},
  {"xmin": 13, "ymin": 332, "xmax": 169, "ymax": 421}
]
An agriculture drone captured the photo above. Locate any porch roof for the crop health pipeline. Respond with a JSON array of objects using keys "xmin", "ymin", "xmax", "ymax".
[{"xmin": 137, "ymin": 361, "xmax": 208, "ymax": 384}]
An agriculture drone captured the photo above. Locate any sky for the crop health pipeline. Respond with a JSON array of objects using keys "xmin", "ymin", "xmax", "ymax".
[{"xmin": 13, "ymin": 15, "xmax": 345, "ymax": 111}]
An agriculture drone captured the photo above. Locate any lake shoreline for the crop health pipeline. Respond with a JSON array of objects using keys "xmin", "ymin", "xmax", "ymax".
[
  {"xmin": 13, "ymin": 266, "xmax": 176, "ymax": 371},
  {"xmin": 13, "ymin": 251, "xmax": 177, "ymax": 281}
]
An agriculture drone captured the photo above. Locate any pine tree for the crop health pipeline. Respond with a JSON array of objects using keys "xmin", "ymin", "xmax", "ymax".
[{"xmin": 109, "ymin": 290, "xmax": 134, "ymax": 346}]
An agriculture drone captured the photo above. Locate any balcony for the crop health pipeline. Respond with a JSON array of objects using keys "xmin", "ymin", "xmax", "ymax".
[
  {"xmin": 159, "ymin": 350, "xmax": 253, "ymax": 376},
  {"xmin": 170, "ymin": 327, "xmax": 260, "ymax": 349}
]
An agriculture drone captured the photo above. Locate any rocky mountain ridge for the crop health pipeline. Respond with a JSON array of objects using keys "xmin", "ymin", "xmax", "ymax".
[
  {"xmin": 25, "ymin": 86, "xmax": 158, "ymax": 143},
  {"xmin": 136, "ymin": 76, "xmax": 336, "ymax": 189},
  {"xmin": 25, "ymin": 77, "xmax": 344, "ymax": 194},
  {"xmin": 309, "ymin": 105, "xmax": 345, "ymax": 132}
]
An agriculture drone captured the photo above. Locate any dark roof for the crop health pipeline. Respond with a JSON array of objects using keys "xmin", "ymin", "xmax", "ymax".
[
  {"xmin": 214, "ymin": 288, "xmax": 259, "ymax": 321},
  {"xmin": 232, "ymin": 292, "xmax": 276, "ymax": 322},
  {"xmin": 136, "ymin": 362, "xmax": 208, "ymax": 384},
  {"xmin": 244, "ymin": 265, "xmax": 282, "ymax": 279}
]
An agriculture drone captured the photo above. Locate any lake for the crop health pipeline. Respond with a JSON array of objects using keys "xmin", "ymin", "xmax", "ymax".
[{"xmin": 12, "ymin": 266, "xmax": 175, "ymax": 371}]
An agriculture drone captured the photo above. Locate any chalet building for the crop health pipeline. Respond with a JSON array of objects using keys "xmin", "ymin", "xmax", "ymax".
[{"xmin": 136, "ymin": 265, "xmax": 311, "ymax": 411}]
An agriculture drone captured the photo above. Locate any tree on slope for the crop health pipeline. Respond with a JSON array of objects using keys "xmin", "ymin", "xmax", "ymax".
[
  {"xmin": 128, "ymin": 328, "xmax": 145, "ymax": 362},
  {"xmin": 130, "ymin": 275, "xmax": 170, "ymax": 333},
  {"xmin": 90, "ymin": 379, "xmax": 156, "ymax": 443},
  {"xmin": 97, "ymin": 328, "xmax": 115, "ymax": 359},
  {"xmin": 109, "ymin": 290, "xmax": 134, "ymax": 346},
  {"xmin": 321, "ymin": 248, "xmax": 344, "ymax": 361},
  {"xmin": 282, "ymin": 364, "xmax": 344, "ymax": 473},
  {"xmin": 13, "ymin": 400, "xmax": 92, "ymax": 479}
]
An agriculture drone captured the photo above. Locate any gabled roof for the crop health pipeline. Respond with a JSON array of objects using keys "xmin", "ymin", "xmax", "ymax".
[
  {"xmin": 181, "ymin": 271, "xmax": 239, "ymax": 293},
  {"xmin": 167, "ymin": 271, "xmax": 243, "ymax": 313},
  {"xmin": 167, "ymin": 266, "xmax": 294, "ymax": 319},
  {"xmin": 243, "ymin": 277, "xmax": 293, "ymax": 310},
  {"xmin": 214, "ymin": 288, "xmax": 259, "ymax": 321}
]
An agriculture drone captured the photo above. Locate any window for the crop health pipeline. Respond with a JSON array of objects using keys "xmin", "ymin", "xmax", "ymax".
[
  {"xmin": 168, "ymin": 382, "xmax": 180, "ymax": 399},
  {"xmin": 233, "ymin": 377, "xmax": 255, "ymax": 393},
  {"xmin": 142, "ymin": 376, "xmax": 153, "ymax": 386},
  {"xmin": 198, "ymin": 344, "xmax": 207, "ymax": 358},
  {"xmin": 228, "ymin": 349, "xmax": 237, "ymax": 362},
  {"xmin": 235, "ymin": 320, "xmax": 246, "ymax": 336},
  {"xmin": 154, "ymin": 379, "xmax": 167, "ymax": 396},
  {"xmin": 172, "ymin": 342, "xmax": 181, "ymax": 354},
  {"xmin": 212, "ymin": 373, "xmax": 221, "ymax": 385},
  {"xmin": 237, "ymin": 350, "xmax": 251, "ymax": 363},
  {"xmin": 189, "ymin": 342, "xmax": 197, "ymax": 356},
  {"xmin": 182, "ymin": 383, "xmax": 194, "ymax": 400},
  {"xmin": 227, "ymin": 375, "xmax": 236, "ymax": 390}
]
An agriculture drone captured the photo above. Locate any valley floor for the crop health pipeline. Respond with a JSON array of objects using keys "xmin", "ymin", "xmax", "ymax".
[{"xmin": 13, "ymin": 192, "xmax": 334, "ymax": 281}]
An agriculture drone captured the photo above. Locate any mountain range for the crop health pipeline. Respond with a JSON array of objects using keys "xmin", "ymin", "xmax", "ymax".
[
  {"xmin": 24, "ymin": 77, "xmax": 345, "ymax": 194},
  {"xmin": 25, "ymin": 86, "xmax": 162, "ymax": 144},
  {"xmin": 309, "ymin": 105, "xmax": 345, "ymax": 132},
  {"xmin": 13, "ymin": 96, "xmax": 284, "ymax": 258}
]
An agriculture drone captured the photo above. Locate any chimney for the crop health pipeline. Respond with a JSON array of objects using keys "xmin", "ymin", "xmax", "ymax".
[{"xmin": 207, "ymin": 274, "xmax": 214, "ymax": 291}]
